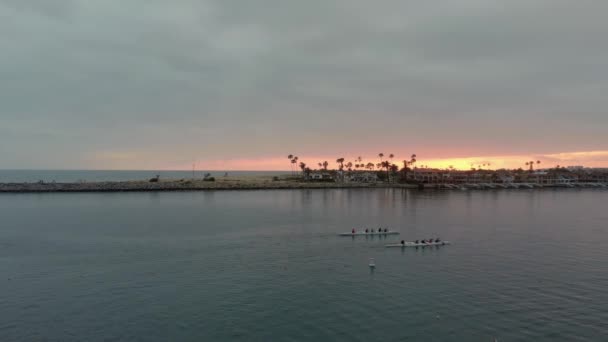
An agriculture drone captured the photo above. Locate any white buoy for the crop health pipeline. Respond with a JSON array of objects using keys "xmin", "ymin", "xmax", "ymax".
[{"xmin": 369, "ymin": 258, "xmax": 376, "ymax": 268}]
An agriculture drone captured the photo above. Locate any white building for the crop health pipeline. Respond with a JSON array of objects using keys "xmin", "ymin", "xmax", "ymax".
[
  {"xmin": 308, "ymin": 172, "xmax": 333, "ymax": 181},
  {"xmin": 346, "ymin": 172, "xmax": 378, "ymax": 183}
]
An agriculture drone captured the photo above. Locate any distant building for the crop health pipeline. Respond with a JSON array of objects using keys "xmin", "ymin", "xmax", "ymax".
[
  {"xmin": 308, "ymin": 172, "xmax": 333, "ymax": 181},
  {"xmin": 346, "ymin": 172, "xmax": 378, "ymax": 183}
]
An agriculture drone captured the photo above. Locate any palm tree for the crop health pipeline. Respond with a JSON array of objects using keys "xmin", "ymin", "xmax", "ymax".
[
  {"xmin": 288, "ymin": 155, "xmax": 294, "ymax": 173},
  {"xmin": 390, "ymin": 164, "xmax": 399, "ymax": 174},
  {"xmin": 336, "ymin": 158, "xmax": 345, "ymax": 170},
  {"xmin": 525, "ymin": 160, "xmax": 537, "ymax": 171},
  {"xmin": 322, "ymin": 161, "xmax": 329, "ymax": 170},
  {"xmin": 366, "ymin": 162, "xmax": 374, "ymax": 171},
  {"xmin": 400, "ymin": 154, "xmax": 417, "ymax": 183},
  {"xmin": 378, "ymin": 153, "xmax": 384, "ymax": 163},
  {"xmin": 389, "ymin": 154, "xmax": 394, "ymax": 163},
  {"xmin": 299, "ymin": 162, "xmax": 306, "ymax": 177},
  {"xmin": 380, "ymin": 161, "xmax": 391, "ymax": 182},
  {"xmin": 291, "ymin": 158, "xmax": 298, "ymax": 176},
  {"xmin": 346, "ymin": 162, "xmax": 353, "ymax": 171}
]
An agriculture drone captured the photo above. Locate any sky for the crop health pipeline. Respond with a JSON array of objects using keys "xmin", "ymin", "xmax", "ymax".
[{"xmin": 1, "ymin": 0, "xmax": 607, "ymax": 170}]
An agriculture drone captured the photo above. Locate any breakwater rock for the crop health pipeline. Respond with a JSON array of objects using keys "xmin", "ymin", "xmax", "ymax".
[{"xmin": 0, "ymin": 178, "xmax": 417, "ymax": 193}]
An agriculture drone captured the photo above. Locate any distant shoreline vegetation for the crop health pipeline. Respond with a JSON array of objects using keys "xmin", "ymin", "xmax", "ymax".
[
  {"xmin": 285, "ymin": 153, "xmax": 608, "ymax": 186},
  {"xmin": 0, "ymin": 154, "xmax": 607, "ymax": 192}
]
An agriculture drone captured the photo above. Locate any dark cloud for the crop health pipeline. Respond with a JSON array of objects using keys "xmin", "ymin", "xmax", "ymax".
[{"xmin": 1, "ymin": 0, "xmax": 607, "ymax": 168}]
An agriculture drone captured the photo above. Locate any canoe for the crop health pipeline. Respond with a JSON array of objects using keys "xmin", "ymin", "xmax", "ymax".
[
  {"xmin": 385, "ymin": 241, "xmax": 451, "ymax": 247},
  {"xmin": 338, "ymin": 231, "xmax": 400, "ymax": 236}
]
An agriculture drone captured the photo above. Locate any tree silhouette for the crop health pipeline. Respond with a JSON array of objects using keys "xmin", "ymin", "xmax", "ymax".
[
  {"xmin": 380, "ymin": 161, "xmax": 391, "ymax": 182},
  {"xmin": 400, "ymin": 153, "xmax": 418, "ymax": 182},
  {"xmin": 291, "ymin": 158, "xmax": 297, "ymax": 175},
  {"xmin": 336, "ymin": 158, "xmax": 345, "ymax": 170},
  {"xmin": 288, "ymin": 155, "xmax": 294, "ymax": 173}
]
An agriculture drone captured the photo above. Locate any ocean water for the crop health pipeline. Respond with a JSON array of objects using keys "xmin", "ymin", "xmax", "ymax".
[
  {"xmin": 1, "ymin": 189, "xmax": 607, "ymax": 341},
  {"xmin": 0, "ymin": 170, "xmax": 287, "ymax": 183}
]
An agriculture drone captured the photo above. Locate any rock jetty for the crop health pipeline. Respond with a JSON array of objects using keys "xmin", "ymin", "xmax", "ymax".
[{"xmin": 0, "ymin": 176, "xmax": 416, "ymax": 193}]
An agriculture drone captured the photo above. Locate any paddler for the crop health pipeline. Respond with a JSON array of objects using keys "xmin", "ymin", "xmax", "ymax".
[{"xmin": 352, "ymin": 228, "xmax": 355, "ymax": 234}]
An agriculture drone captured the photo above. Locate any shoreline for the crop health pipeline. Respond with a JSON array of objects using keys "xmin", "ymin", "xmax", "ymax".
[
  {"xmin": 0, "ymin": 181, "xmax": 416, "ymax": 193},
  {"xmin": 0, "ymin": 175, "xmax": 606, "ymax": 193}
]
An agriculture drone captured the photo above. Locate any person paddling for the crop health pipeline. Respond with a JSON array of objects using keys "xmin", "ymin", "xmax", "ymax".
[
  {"xmin": 400, "ymin": 240, "xmax": 405, "ymax": 246},
  {"xmin": 352, "ymin": 228, "xmax": 355, "ymax": 234}
]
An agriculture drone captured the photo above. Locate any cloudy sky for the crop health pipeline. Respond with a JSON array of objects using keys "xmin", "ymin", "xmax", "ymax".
[{"xmin": 1, "ymin": 0, "xmax": 607, "ymax": 170}]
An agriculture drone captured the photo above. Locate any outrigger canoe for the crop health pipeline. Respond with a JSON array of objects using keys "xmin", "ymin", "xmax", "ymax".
[
  {"xmin": 385, "ymin": 241, "xmax": 451, "ymax": 247},
  {"xmin": 338, "ymin": 231, "xmax": 400, "ymax": 236}
]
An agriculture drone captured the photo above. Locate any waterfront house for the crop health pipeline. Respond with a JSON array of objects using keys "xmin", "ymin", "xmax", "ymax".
[
  {"xmin": 346, "ymin": 172, "xmax": 378, "ymax": 183},
  {"xmin": 308, "ymin": 171, "xmax": 334, "ymax": 181}
]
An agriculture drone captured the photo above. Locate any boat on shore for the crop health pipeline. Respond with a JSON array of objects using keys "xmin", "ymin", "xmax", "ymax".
[
  {"xmin": 385, "ymin": 241, "xmax": 450, "ymax": 247},
  {"xmin": 338, "ymin": 231, "xmax": 399, "ymax": 236}
]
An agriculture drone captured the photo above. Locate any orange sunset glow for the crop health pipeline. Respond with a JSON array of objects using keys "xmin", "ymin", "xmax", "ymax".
[{"xmin": 166, "ymin": 150, "xmax": 608, "ymax": 171}]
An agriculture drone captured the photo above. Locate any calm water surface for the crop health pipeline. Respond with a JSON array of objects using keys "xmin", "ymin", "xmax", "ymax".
[
  {"xmin": 1, "ymin": 189, "xmax": 607, "ymax": 341},
  {"xmin": 0, "ymin": 170, "xmax": 285, "ymax": 183}
]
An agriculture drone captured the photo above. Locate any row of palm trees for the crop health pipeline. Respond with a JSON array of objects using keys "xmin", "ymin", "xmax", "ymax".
[
  {"xmin": 287, "ymin": 155, "xmax": 300, "ymax": 176},
  {"xmin": 287, "ymin": 153, "xmax": 418, "ymax": 182},
  {"xmin": 525, "ymin": 160, "xmax": 541, "ymax": 171},
  {"xmin": 287, "ymin": 154, "xmax": 552, "ymax": 184}
]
